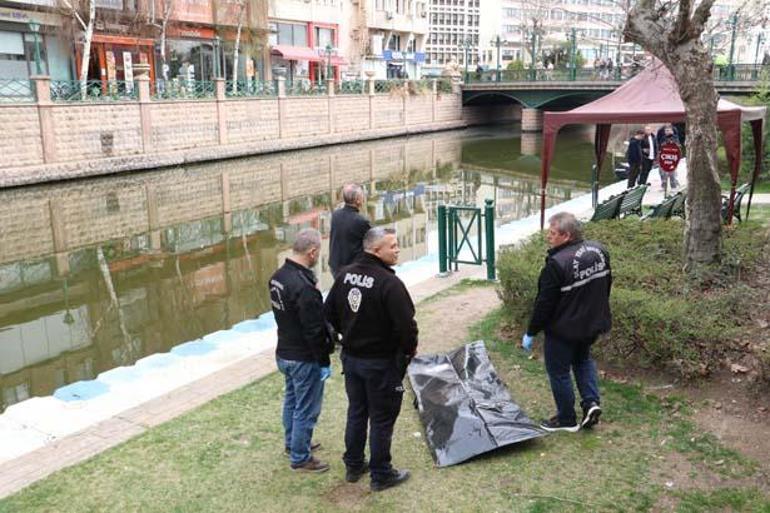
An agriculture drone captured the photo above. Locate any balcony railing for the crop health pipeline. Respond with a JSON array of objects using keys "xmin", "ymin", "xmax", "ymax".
[
  {"xmin": 50, "ymin": 80, "xmax": 138, "ymax": 102},
  {"xmin": 0, "ymin": 79, "xmax": 35, "ymax": 103}
]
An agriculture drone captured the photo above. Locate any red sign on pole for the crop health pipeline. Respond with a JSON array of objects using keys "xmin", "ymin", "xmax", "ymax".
[{"xmin": 658, "ymin": 142, "xmax": 681, "ymax": 173}]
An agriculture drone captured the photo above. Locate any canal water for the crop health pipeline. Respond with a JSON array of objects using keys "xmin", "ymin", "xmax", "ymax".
[{"xmin": 0, "ymin": 124, "xmax": 611, "ymax": 412}]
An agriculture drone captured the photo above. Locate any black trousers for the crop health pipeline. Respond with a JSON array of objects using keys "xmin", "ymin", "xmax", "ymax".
[
  {"xmin": 627, "ymin": 162, "xmax": 641, "ymax": 188},
  {"xmin": 639, "ymin": 158, "xmax": 654, "ymax": 185},
  {"xmin": 341, "ymin": 352, "xmax": 404, "ymax": 481}
]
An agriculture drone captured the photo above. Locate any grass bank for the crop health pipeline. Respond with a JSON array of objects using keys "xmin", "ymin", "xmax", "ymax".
[
  {"xmin": 1, "ymin": 284, "xmax": 767, "ymax": 512},
  {"xmin": 498, "ymin": 218, "xmax": 770, "ymax": 381}
]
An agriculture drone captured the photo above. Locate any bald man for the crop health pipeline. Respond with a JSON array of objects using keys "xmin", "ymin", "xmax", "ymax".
[{"xmin": 329, "ymin": 184, "xmax": 372, "ymax": 278}]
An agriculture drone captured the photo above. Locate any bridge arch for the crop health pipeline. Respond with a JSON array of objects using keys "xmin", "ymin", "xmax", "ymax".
[{"xmin": 462, "ymin": 89, "xmax": 609, "ymax": 109}]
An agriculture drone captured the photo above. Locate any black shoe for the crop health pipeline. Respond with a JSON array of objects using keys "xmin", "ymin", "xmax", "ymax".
[
  {"xmin": 540, "ymin": 415, "xmax": 580, "ymax": 433},
  {"xmin": 345, "ymin": 462, "xmax": 370, "ymax": 483},
  {"xmin": 285, "ymin": 441, "xmax": 321, "ymax": 458},
  {"xmin": 370, "ymin": 469, "xmax": 410, "ymax": 492},
  {"xmin": 581, "ymin": 402, "xmax": 602, "ymax": 429}
]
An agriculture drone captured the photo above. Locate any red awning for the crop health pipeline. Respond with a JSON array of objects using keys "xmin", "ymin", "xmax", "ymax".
[
  {"xmin": 271, "ymin": 45, "xmax": 323, "ymax": 62},
  {"xmin": 538, "ymin": 61, "xmax": 766, "ymax": 226},
  {"xmin": 271, "ymin": 45, "xmax": 348, "ymax": 66}
]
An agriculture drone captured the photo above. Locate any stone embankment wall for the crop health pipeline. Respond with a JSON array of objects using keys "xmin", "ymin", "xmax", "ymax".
[{"xmin": 0, "ymin": 77, "xmax": 472, "ymax": 187}]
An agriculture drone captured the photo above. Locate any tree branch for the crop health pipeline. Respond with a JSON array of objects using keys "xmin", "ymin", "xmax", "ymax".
[
  {"xmin": 688, "ymin": 0, "xmax": 716, "ymax": 40},
  {"xmin": 59, "ymin": 0, "xmax": 88, "ymax": 31}
]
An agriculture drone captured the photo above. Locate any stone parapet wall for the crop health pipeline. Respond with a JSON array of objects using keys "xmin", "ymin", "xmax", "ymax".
[
  {"xmin": 0, "ymin": 130, "xmax": 466, "ymax": 267},
  {"xmin": 0, "ymin": 78, "xmax": 465, "ymax": 187}
]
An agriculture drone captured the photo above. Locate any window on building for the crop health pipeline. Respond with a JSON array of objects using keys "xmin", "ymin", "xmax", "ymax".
[
  {"xmin": 387, "ymin": 34, "xmax": 401, "ymax": 51},
  {"xmin": 315, "ymin": 27, "xmax": 334, "ymax": 48},
  {"xmin": 276, "ymin": 23, "xmax": 307, "ymax": 47},
  {"xmin": 0, "ymin": 30, "xmax": 49, "ymax": 79}
]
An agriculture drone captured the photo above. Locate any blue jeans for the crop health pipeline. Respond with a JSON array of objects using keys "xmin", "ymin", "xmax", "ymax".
[
  {"xmin": 276, "ymin": 357, "xmax": 325, "ymax": 465},
  {"xmin": 543, "ymin": 335, "xmax": 601, "ymax": 424}
]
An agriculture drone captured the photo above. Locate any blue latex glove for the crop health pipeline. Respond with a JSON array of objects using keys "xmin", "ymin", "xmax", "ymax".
[
  {"xmin": 521, "ymin": 334, "xmax": 535, "ymax": 352},
  {"xmin": 320, "ymin": 366, "xmax": 332, "ymax": 381}
]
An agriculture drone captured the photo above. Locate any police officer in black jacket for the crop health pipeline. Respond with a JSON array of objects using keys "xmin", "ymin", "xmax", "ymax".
[
  {"xmin": 324, "ymin": 226, "xmax": 418, "ymax": 492},
  {"xmin": 522, "ymin": 212, "xmax": 611, "ymax": 433},
  {"xmin": 329, "ymin": 183, "xmax": 372, "ymax": 277},
  {"xmin": 269, "ymin": 229, "xmax": 334, "ymax": 473}
]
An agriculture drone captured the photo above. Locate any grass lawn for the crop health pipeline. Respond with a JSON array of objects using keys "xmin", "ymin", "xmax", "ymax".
[{"xmin": 1, "ymin": 288, "xmax": 768, "ymax": 513}]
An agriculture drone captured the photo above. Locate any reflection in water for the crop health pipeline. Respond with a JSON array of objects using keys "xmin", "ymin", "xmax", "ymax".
[{"xmin": 0, "ymin": 125, "xmax": 597, "ymax": 411}]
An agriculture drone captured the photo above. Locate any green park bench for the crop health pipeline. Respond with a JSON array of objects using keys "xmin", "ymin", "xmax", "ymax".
[
  {"xmin": 590, "ymin": 192, "xmax": 626, "ymax": 221},
  {"xmin": 671, "ymin": 191, "xmax": 687, "ymax": 219},
  {"xmin": 721, "ymin": 183, "xmax": 750, "ymax": 223},
  {"xmin": 642, "ymin": 192, "xmax": 681, "ymax": 220},
  {"xmin": 618, "ymin": 184, "xmax": 648, "ymax": 217}
]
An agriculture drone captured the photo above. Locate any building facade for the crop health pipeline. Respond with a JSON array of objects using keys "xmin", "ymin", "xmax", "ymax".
[
  {"xmin": 267, "ymin": 0, "xmax": 347, "ymax": 83},
  {"xmin": 423, "ymin": 0, "xmax": 481, "ymax": 75},
  {"xmin": 354, "ymin": 0, "xmax": 429, "ymax": 79}
]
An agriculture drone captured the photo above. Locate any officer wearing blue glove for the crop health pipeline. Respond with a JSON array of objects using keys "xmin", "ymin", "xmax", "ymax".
[
  {"xmin": 521, "ymin": 334, "xmax": 534, "ymax": 352},
  {"xmin": 526, "ymin": 212, "xmax": 612, "ymax": 433},
  {"xmin": 269, "ymin": 229, "xmax": 335, "ymax": 473}
]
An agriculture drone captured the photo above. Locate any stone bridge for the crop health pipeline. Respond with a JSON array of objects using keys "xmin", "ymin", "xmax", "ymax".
[{"xmin": 462, "ymin": 73, "xmax": 762, "ymax": 131}]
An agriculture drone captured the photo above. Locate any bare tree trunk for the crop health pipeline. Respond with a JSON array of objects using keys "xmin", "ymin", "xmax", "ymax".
[
  {"xmin": 159, "ymin": 1, "xmax": 172, "ymax": 80},
  {"xmin": 232, "ymin": 2, "xmax": 245, "ymax": 94},
  {"xmin": 625, "ymin": 0, "xmax": 723, "ymax": 268},
  {"xmin": 79, "ymin": 0, "xmax": 96, "ymax": 99}
]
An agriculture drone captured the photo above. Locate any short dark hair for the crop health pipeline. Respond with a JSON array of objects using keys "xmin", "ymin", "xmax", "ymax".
[
  {"xmin": 363, "ymin": 227, "xmax": 396, "ymax": 251},
  {"xmin": 635, "ymin": 128, "xmax": 645, "ymax": 136}
]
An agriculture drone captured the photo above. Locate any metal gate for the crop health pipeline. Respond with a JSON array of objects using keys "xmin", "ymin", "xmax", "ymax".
[{"xmin": 437, "ymin": 199, "xmax": 496, "ymax": 280}]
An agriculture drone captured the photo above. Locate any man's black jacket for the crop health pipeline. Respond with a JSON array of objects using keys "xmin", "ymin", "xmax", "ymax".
[
  {"xmin": 269, "ymin": 259, "xmax": 332, "ymax": 366},
  {"xmin": 626, "ymin": 137, "xmax": 644, "ymax": 165},
  {"xmin": 329, "ymin": 205, "xmax": 371, "ymax": 275},
  {"xmin": 324, "ymin": 253, "xmax": 418, "ymax": 359},
  {"xmin": 527, "ymin": 239, "xmax": 612, "ymax": 342}
]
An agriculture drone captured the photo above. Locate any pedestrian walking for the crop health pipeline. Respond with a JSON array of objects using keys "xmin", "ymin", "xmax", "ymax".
[
  {"xmin": 658, "ymin": 125, "xmax": 681, "ymax": 191},
  {"xmin": 324, "ymin": 227, "xmax": 418, "ymax": 492},
  {"xmin": 639, "ymin": 125, "xmax": 658, "ymax": 186},
  {"xmin": 625, "ymin": 129, "xmax": 645, "ymax": 188},
  {"xmin": 329, "ymin": 183, "xmax": 372, "ymax": 278},
  {"xmin": 269, "ymin": 228, "xmax": 334, "ymax": 473},
  {"xmin": 521, "ymin": 212, "xmax": 611, "ymax": 433}
]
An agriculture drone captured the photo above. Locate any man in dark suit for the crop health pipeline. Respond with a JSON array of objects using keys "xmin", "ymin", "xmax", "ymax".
[
  {"xmin": 639, "ymin": 125, "xmax": 658, "ymax": 186},
  {"xmin": 626, "ymin": 129, "xmax": 645, "ymax": 189},
  {"xmin": 329, "ymin": 184, "xmax": 372, "ymax": 278}
]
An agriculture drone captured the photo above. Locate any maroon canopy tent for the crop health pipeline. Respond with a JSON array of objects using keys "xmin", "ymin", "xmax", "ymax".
[{"xmin": 539, "ymin": 62, "xmax": 766, "ymax": 227}]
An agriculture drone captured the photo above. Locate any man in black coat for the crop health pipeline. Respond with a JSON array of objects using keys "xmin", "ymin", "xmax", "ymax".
[
  {"xmin": 626, "ymin": 128, "xmax": 645, "ymax": 188},
  {"xmin": 522, "ymin": 213, "xmax": 612, "ymax": 433},
  {"xmin": 269, "ymin": 228, "xmax": 334, "ymax": 473},
  {"xmin": 329, "ymin": 183, "xmax": 372, "ymax": 277},
  {"xmin": 324, "ymin": 227, "xmax": 418, "ymax": 492},
  {"xmin": 639, "ymin": 125, "xmax": 658, "ymax": 186}
]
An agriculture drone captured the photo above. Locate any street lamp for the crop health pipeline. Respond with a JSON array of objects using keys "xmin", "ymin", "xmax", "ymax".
[
  {"xmin": 213, "ymin": 36, "xmax": 221, "ymax": 79},
  {"xmin": 728, "ymin": 13, "xmax": 738, "ymax": 80},
  {"xmin": 754, "ymin": 32, "xmax": 765, "ymax": 74},
  {"xmin": 460, "ymin": 38, "xmax": 472, "ymax": 83},
  {"xmin": 495, "ymin": 35, "xmax": 503, "ymax": 82},
  {"xmin": 325, "ymin": 43, "xmax": 333, "ymax": 82},
  {"xmin": 28, "ymin": 20, "xmax": 43, "ymax": 75},
  {"xmin": 569, "ymin": 28, "xmax": 577, "ymax": 81}
]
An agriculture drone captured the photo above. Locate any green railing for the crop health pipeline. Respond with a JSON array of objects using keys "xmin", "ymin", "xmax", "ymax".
[
  {"xmin": 0, "ymin": 79, "xmax": 34, "ymax": 102},
  {"xmin": 337, "ymin": 79, "xmax": 364, "ymax": 95},
  {"xmin": 374, "ymin": 79, "xmax": 407, "ymax": 93},
  {"xmin": 152, "ymin": 79, "xmax": 215, "ymax": 100},
  {"xmin": 437, "ymin": 78, "xmax": 453, "ymax": 93},
  {"xmin": 224, "ymin": 79, "xmax": 275, "ymax": 97},
  {"xmin": 464, "ymin": 64, "xmax": 770, "ymax": 84},
  {"xmin": 285, "ymin": 79, "xmax": 327, "ymax": 96},
  {"xmin": 51, "ymin": 80, "xmax": 138, "ymax": 102}
]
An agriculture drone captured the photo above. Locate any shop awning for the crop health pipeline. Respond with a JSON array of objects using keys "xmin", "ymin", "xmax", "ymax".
[
  {"xmin": 271, "ymin": 45, "xmax": 347, "ymax": 66},
  {"xmin": 92, "ymin": 34, "xmax": 155, "ymax": 46}
]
